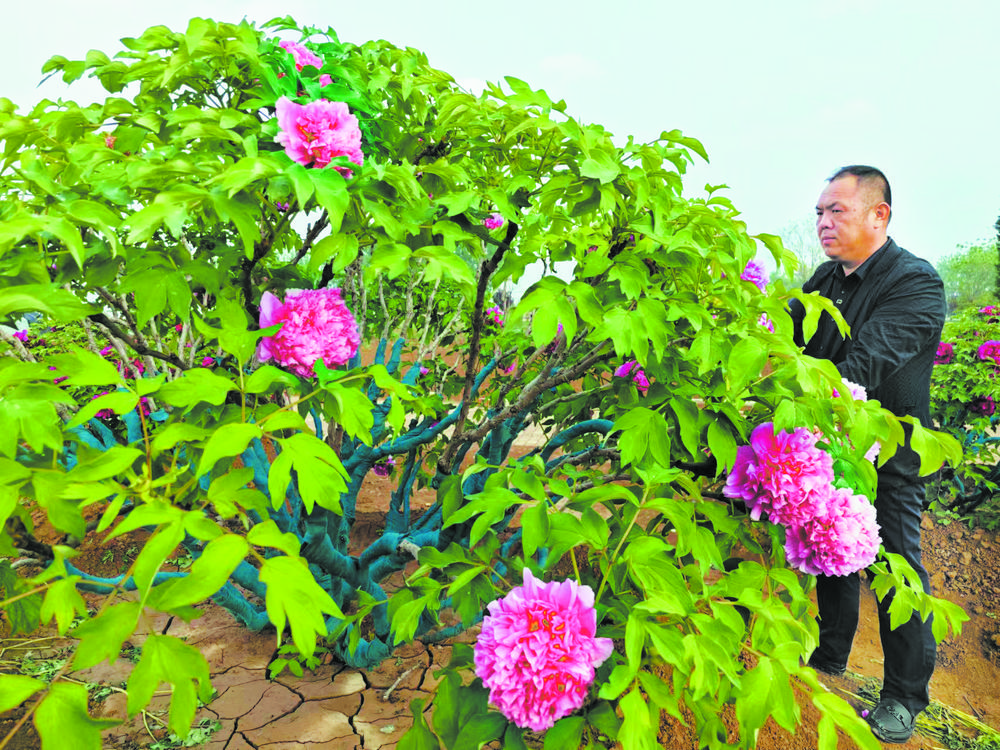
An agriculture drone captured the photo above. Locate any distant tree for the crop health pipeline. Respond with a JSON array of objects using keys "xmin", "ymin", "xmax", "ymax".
[
  {"xmin": 937, "ymin": 241, "xmax": 997, "ymax": 313},
  {"xmin": 777, "ymin": 217, "xmax": 825, "ymax": 287}
]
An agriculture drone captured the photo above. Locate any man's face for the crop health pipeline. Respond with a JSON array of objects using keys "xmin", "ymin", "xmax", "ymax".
[{"xmin": 815, "ymin": 175, "xmax": 886, "ymax": 270}]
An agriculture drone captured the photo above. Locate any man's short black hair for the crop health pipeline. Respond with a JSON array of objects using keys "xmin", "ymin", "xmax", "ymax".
[{"xmin": 829, "ymin": 164, "xmax": 892, "ymax": 212}]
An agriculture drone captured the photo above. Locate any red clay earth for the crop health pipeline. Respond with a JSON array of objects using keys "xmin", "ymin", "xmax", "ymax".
[{"xmin": 2, "ymin": 419, "xmax": 999, "ymax": 750}]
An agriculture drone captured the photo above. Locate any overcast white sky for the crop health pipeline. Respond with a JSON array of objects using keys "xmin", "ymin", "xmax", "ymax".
[{"xmin": 3, "ymin": 0, "xmax": 997, "ymax": 267}]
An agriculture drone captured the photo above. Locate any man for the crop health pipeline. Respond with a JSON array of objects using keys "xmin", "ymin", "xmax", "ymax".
[{"xmin": 789, "ymin": 165, "xmax": 946, "ymax": 743}]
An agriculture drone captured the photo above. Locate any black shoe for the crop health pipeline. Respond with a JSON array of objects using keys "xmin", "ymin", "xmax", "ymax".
[
  {"xmin": 866, "ymin": 698, "xmax": 916, "ymax": 743},
  {"xmin": 807, "ymin": 655, "xmax": 847, "ymax": 677}
]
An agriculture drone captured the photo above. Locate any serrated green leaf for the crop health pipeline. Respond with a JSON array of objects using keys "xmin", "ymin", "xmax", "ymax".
[
  {"xmin": 35, "ymin": 682, "xmax": 119, "ymax": 750},
  {"xmin": 126, "ymin": 634, "xmax": 212, "ymax": 737},
  {"xmin": 259, "ymin": 555, "xmax": 343, "ymax": 657}
]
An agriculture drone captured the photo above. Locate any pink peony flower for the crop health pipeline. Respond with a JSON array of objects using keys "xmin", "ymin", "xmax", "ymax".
[
  {"xmin": 104, "ymin": 133, "xmax": 117, "ymax": 149},
  {"xmin": 257, "ymin": 288, "xmax": 360, "ymax": 378},
  {"xmin": 13, "ymin": 329, "xmax": 29, "ymax": 342},
  {"xmin": 934, "ymin": 342, "xmax": 953, "ymax": 365},
  {"xmin": 474, "ymin": 570, "xmax": 613, "ymax": 732},
  {"xmin": 419, "ymin": 366, "xmax": 429, "ymax": 375},
  {"xmin": 279, "ymin": 40, "xmax": 323, "ymax": 72},
  {"xmin": 758, "ymin": 313, "xmax": 774, "ymax": 332},
  {"xmin": 724, "ymin": 422, "xmax": 834, "ymax": 527},
  {"xmin": 614, "ymin": 360, "xmax": 649, "ymax": 395},
  {"xmin": 201, "ymin": 356, "xmax": 215, "ymax": 368},
  {"xmin": 977, "ymin": 340, "xmax": 1000, "ymax": 364},
  {"xmin": 740, "ymin": 260, "xmax": 769, "ymax": 291},
  {"xmin": 979, "ymin": 305, "xmax": 999, "ymax": 318},
  {"xmin": 783, "ymin": 485, "xmax": 881, "ymax": 576},
  {"xmin": 274, "ymin": 97, "xmax": 364, "ymax": 177},
  {"xmin": 483, "ymin": 212, "xmax": 505, "ymax": 230}
]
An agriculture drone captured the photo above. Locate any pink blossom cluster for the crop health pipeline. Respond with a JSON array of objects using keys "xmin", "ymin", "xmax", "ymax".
[
  {"xmin": 474, "ymin": 570, "xmax": 613, "ymax": 732},
  {"xmin": 13, "ymin": 329, "xmax": 29, "ymax": 342},
  {"xmin": 979, "ymin": 305, "xmax": 999, "ymax": 318},
  {"xmin": 485, "ymin": 305, "xmax": 504, "ymax": 327},
  {"xmin": 934, "ymin": 342, "xmax": 954, "ymax": 365},
  {"xmin": 275, "ymin": 97, "xmax": 364, "ymax": 177},
  {"xmin": 257, "ymin": 288, "xmax": 360, "ymax": 378},
  {"xmin": 978, "ymin": 340, "xmax": 1000, "ymax": 364},
  {"xmin": 278, "ymin": 40, "xmax": 333, "ymax": 86},
  {"xmin": 740, "ymin": 260, "xmax": 769, "ymax": 291},
  {"xmin": 483, "ymin": 212, "xmax": 505, "ymax": 230},
  {"xmin": 614, "ymin": 360, "xmax": 649, "ymax": 394},
  {"xmin": 758, "ymin": 313, "xmax": 774, "ymax": 332},
  {"xmin": 724, "ymin": 422, "xmax": 881, "ymax": 577}
]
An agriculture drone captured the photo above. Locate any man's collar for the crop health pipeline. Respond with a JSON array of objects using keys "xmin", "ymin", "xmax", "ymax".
[{"xmin": 840, "ymin": 237, "xmax": 894, "ymax": 281}]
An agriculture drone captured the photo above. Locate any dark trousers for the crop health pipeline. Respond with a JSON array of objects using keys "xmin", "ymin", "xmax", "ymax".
[{"xmin": 812, "ymin": 479, "xmax": 936, "ymax": 715}]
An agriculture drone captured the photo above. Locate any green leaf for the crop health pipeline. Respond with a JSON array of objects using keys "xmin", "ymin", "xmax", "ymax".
[
  {"xmin": 69, "ymin": 446, "xmax": 143, "ymax": 482},
  {"xmin": 259, "ymin": 555, "xmax": 343, "ymax": 657},
  {"xmin": 72, "ymin": 601, "xmax": 142, "ymax": 670},
  {"xmin": 158, "ymin": 368, "xmax": 237, "ymax": 409},
  {"xmin": 35, "ymin": 682, "xmax": 119, "ymax": 749},
  {"xmin": 65, "ymin": 391, "xmax": 139, "ymax": 429},
  {"xmin": 195, "ymin": 423, "xmax": 262, "ymax": 478},
  {"xmin": 0, "ymin": 284, "xmax": 93, "ymax": 323},
  {"xmin": 244, "ymin": 365, "xmax": 302, "ymax": 394},
  {"xmin": 49, "ymin": 347, "xmax": 122, "ymax": 387},
  {"xmin": 247, "ymin": 520, "xmax": 301, "ymax": 557},
  {"xmin": 126, "ymin": 634, "xmax": 213, "ymax": 737},
  {"xmin": 310, "ymin": 168, "xmax": 349, "ymax": 233},
  {"xmin": 39, "ymin": 577, "xmax": 88, "ymax": 634},
  {"xmin": 580, "ymin": 150, "xmax": 620, "ymax": 184},
  {"xmin": 520, "ymin": 500, "xmax": 549, "ymax": 557},
  {"xmin": 0, "ymin": 674, "xmax": 46, "ymax": 714},
  {"xmin": 618, "ymin": 686, "xmax": 658, "ymax": 750},
  {"xmin": 725, "ymin": 336, "xmax": 768, "ymax": 394},
  {"xmin": 543, "ymin": 715, "xmax": 585, "ymax": 749},
  {"xmin": 397, "ymin": 699, "xmax": 441, "ymax": 750},
  {"xmin": 149, "ymin": 534, "xmax": 248, "ymax": 612}
]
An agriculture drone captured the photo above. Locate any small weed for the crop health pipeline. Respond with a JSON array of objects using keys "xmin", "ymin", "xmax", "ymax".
[
  {"xmin": 170, "ymin": 553, "xmax": 195, "ymax": 570},
  {"xmin": 120, "ymin": 643, "xmax": 142, "ymax": 663},
  {"xmin": 16, "ymin": 652, "xmax": 71, "ymax": 683},
  {"xmin": 101, "ymin": 549, "xmax": 115, "ymax": 564},
  {"xmin": 148, "ymin": 718, "xmax": 221, "ymax": 749},
  {"xmin": 268, "ymin": 642, "xmax": 330, "ymax": 679}
]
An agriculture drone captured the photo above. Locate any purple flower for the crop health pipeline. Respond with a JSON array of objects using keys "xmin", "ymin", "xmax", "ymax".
[
  {"xmin": 473, "ymin": 570, "xmax": 613, "ymax": 732},
  {"xmin": 979, "ymin": 305, "xmax": 999, "ymax": 318},
  {"xmin": 201, "ymin": 356, "xmax": 215, "ymax": 368},
  {"xmin": 740, "ymin": 260, "xmax": 769, "ymax": 292},
  {"xmin": 483, "ymin": 213, "xmax": 505, "ymax": 231},
  {"xmin": 13, "ymin": 330, "xmax": 29, "ymax": 342},
  {"xmin": 758, "ymin": 313, "xmax": 774, "ymax": 332},
  {"xmin": 614, "ymin": 360, "xmax": 649, "ymax": 394},
  {"xmin": 973, "ymin": 396, "xmax": 996, "ymax": 416},
  {"xmin": 419, "ymin": 366, "xmax": 429, "ymax": 375},
  {"xmin": 934, "ymin": 342, "xmax": 954, "ymax": 365},
  {"xmin": 372, "ymin": 455, "xmax": 395, "ymax": 477}
]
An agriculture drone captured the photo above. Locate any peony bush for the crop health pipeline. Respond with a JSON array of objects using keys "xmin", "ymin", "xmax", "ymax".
[{"xmin": 0, "ymin": 17, "xmax": 966, "ymax": 750}]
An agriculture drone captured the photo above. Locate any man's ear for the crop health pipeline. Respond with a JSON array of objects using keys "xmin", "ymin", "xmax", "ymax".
[{"xmin": 873, "ymin": 201, "xmax": 891, "ymax": 227}]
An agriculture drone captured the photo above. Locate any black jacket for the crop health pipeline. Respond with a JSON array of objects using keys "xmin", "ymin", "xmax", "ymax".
[{"xmin": 790, "ymin": 239, "xmax": 946, "ymax": 484}]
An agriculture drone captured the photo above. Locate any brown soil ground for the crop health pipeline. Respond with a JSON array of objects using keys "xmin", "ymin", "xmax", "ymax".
[{"xmin": 2, "ymin": 411, "xmax": 999, "ymax": 749}]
